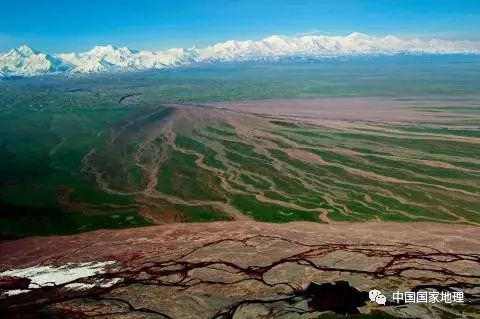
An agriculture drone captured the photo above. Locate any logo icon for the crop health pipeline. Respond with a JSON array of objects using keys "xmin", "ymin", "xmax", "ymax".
[{"xmin": 369, "ymin": 289, "xmax": 387, "ymax": 305}]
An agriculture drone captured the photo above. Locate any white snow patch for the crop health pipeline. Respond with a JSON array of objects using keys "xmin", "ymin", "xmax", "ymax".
[
  {"xmin": 64, "ymin": 277, "xmax": 123, "ymax": 290},
  {"xmin": 2, "ymin": 289, "xmax": 31, "ymax": 296},
  {"xmin": 0, "ymin": 261, "xmax": 117, "ymax": 296}
]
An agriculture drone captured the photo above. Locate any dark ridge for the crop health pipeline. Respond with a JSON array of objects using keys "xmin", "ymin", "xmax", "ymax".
[
  {"xmin": 304, "ymin": 281, "xmax": 369, "ymax": 314},
  {"xmin": 0, "ymin": 235, "xmax": 25, "ymax": 241},
  {"xmin": 118, "ymin": 93, "xmax": 141, "ymax": 104}
]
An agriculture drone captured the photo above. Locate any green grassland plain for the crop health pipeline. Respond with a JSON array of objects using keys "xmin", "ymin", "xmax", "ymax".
[{"xmin": 1, "ymin": 56, "xmax": 479, "ymax": 237}]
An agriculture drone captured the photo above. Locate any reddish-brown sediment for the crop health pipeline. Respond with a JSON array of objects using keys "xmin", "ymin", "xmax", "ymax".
[
  {"xmin": 207, "ymin": 97, "xmax": 480, "ymax": 125},
  {"xmin": 1, "ymin": 222, "xmax": 479, "ymax": 318}
]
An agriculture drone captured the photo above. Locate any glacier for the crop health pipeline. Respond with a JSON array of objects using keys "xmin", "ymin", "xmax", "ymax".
[{"xmin": 1, "ymin": 33, "xmax": 480, "ymax": 77}]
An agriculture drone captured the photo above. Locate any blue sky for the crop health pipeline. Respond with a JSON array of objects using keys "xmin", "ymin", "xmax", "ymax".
[{"xmin": 1, "ymin": 0, "xmax": 479, "ymax": 53}]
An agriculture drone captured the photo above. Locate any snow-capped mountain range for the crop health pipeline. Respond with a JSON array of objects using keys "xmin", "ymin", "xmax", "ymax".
[{"xmin": 1, "ymin": 33, "xmax": 480, "ymax": 77}]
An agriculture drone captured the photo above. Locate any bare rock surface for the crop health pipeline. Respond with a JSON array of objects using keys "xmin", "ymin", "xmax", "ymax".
[{"xmin": 1, "ymin": 221, "xmax": 479, "ymax": 318}]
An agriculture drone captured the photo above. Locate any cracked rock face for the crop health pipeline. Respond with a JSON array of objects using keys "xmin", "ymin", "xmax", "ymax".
[{"xmin": 1, "ymin": 221, "xmax": 479, "ymax": 318}]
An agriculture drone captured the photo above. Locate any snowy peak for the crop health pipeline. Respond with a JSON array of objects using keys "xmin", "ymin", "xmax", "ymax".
[
  {"xmin": 1, "ymin": 33, "xmax": 480, "ymax": 77},
  {"xmin": 16, "ymin": 45, "xmax": 37, "ymax": 56},
  {"xmin": 346, "ymin": 32, "xmax": 370, "ymax": 39},
  {"xmin": 57, "ymin": 44, "xmax": 198, "ymax": 73},
  {"xmin": 0, "ymin": 45, "xmax": 68, "ymax": 76},
  {"xmin": 88, "ymin": 45, "xmax": 135, "ymax": 58},
  {"xmin": 5, "ymin": 45, "xmax": 38, "ymax": 58},
  {"xmin": 57, "ymin": 45, "xmax": 133, "ymax": 73},
  {"xmin": 89, "ymin": 44, "xmax": 119, "ymax": 54}
]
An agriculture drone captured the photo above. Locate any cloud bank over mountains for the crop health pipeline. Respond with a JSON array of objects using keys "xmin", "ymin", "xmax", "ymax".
[{"xmin": 1, "ymin": 33, "xmax": 480, "ymax": 77}]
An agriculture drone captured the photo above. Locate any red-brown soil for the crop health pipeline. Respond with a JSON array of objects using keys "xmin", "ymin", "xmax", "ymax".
[{"xmin": 1, "ymin": 221, "xmax": 479, "ymax": 318}]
